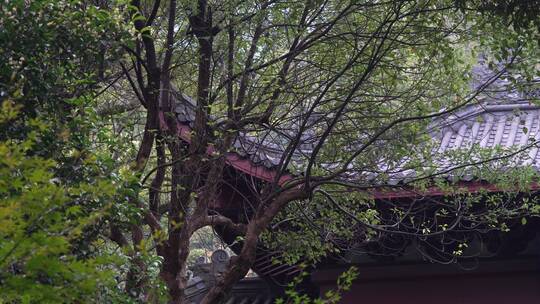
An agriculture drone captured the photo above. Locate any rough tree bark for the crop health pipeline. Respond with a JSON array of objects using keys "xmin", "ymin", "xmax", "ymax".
[{"xmin": 200, "ymin": 188, "xmax": 309, "ymax": 303}]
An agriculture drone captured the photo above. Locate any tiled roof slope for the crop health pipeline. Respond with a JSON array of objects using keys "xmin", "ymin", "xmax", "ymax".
[
  {"xmin": 419, "ymin": 102, "xmax": 540, "ymax": 183},
  {"xmin": 185, "ymin": 250, "xmax": 278, "ymax": 304},
  {"xmin": 420, "ymin": 61, "xmax": 540, "ymax": 179},
  {"xmin": 173, "ymin": 62, "xmax": 540, "ymax": 183},
  {"xmin": 433, "ymin": 103, "xmax": 540, "ymax": 156},
  {"xmin": 173, "ymin": 90, "xmax": 315, "ymax": 169}
]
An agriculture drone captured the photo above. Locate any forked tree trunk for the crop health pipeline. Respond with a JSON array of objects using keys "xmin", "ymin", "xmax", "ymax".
[{"xmin": 200, "ymin": 189, "xmax": 309, "ymax": 303}]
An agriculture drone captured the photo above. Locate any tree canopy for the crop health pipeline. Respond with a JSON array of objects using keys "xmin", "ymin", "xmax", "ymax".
[{"xmin": 1, "ymin": 0, "xmax": 539, "ymax": 303}]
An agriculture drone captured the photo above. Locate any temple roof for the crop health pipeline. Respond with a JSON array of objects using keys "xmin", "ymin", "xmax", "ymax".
[
  {"xmin": 184, "ymin": 250, "xmax": 277, "ymax": 304},
  {"xmin": 432, "ymin": 60, "xmax": 540, "ymax": 158},
  {"xmin": 173, "ymin": 90, "xmax": 314, "ymax": 169},
  {"xmin": 172, "ymin": 62, "xmax": 540, "ymax": 186},
  {"xmin": 433, "ymin": 102, "xmax": 540, "ymax": 158}
]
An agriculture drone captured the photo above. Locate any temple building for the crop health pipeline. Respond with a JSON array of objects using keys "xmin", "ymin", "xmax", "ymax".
[{"xmin": 175, "ymin": 61, "xmax": 540, "ymax": 303}]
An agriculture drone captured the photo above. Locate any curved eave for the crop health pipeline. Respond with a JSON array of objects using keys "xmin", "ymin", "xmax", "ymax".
[
  {"xmin": 159, "ymin": 111, "xmax": 293, "ymax": 185},
  {"xmin": 160, "ymin": 112, "xmax": 539, "ymax": 202},
  {"xmin": 370, "ymin": 180, "xmax": 540, "ymax": 200}
]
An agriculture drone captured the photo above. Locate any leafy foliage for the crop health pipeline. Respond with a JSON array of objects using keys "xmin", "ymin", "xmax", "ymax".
[
  {"xmin": 0, "ymin": 100, "xmax": 123, "ymax": 303},
  {"xmin": 276, "ymin": 266, "xmax": 358, "ymax": 304},
  {"xmin": 456, "ymin": 0, "xmax": 540, "ymax": 33},
  {"xmin": 0, "ymin": 0, "xmax": 134, "ymax": 302},
  {"xmin": 1, "ymin": 0, "xmax": 540, "ymax": 303}
]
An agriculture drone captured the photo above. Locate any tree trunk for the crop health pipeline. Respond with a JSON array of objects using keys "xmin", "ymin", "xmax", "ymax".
[{"xmin": 201, "ymin": 188, "xmax": 309, "ymax": 303}]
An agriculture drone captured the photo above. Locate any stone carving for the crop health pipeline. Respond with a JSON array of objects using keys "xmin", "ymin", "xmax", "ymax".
[{"xmin": 185, "ymin": 250, "xmax": 231, "ymax": 303}]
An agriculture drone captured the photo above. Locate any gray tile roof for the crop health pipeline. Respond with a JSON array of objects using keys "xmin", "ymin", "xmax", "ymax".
[
  {"xmin": 185, "ymin": 275, "xmax": 275, "ymax": 304},
  {"xmin": 185, "ymin": 250, "xmax": 277, "ymax": 304},
  {"xmin": 417, "ymin": 101, "xmax": 540, "ymax": 183},
  {"xmin": 173, "ymin": 90, "xmax": 315, "ymax": 169},
  {"xmin": 173, "ymin": 62, "xmax": 540, "ymax": 184},
  {"xmin": 433, "ymin": 103, "xmax": 540, "ymax": 154},
  {"xmin": 223, "ymin": 293, "xmax": 274, "ymax": 304}
]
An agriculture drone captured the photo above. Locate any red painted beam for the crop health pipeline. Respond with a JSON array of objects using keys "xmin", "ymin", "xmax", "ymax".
[
  {"xmin": 370, "ymin": 181, "xmax": 540, "ymax": 200},
  {"xmin": 161, "ymin": 111, "xmax": 539, "ymax": 202},
  {"xmin": 159, "ymin": 111, "xmax": 293, "ymax": 185}
]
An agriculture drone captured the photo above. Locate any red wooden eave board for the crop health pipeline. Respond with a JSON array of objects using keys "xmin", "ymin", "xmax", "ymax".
[
  {"xmin": 370, "ymin": 181, "xmax": 540, "ymax": 200},
  {"xmin": 159, "ymin": 112, "xmax": 293, "ymax": 185},
  {"xmin": 160, "ymin": 112, "xmax": 540, "ymax": 201}
]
